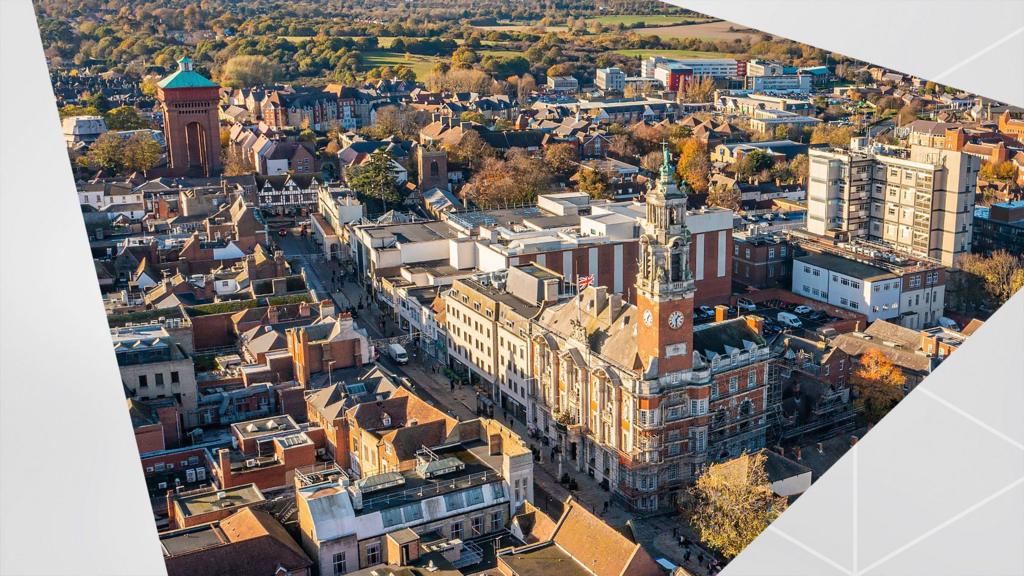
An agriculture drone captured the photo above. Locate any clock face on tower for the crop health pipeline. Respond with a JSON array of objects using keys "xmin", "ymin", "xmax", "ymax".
[
  {"xmin": 643, "ymin": 310, "xmax": 654, "ymax": 327},
  {"xmin": 668, "ymin": 311, "xmax": 684, "ymax": 329}
]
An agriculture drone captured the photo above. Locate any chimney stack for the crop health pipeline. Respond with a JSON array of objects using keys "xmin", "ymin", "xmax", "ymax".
[
  {"xmin": 744, "ymin": 315, "xmax": 765, "ymax": 336},
  {"xmin": 849, "ymin": 435, "xmax": 859, "ymax": 447},
  {"xmin": 714, "ymin": 304, "xmax": 729, "ymax": 323},
  {"xmin": 793, "ymin": 446, "xmax": 802, "ymax": 461}
]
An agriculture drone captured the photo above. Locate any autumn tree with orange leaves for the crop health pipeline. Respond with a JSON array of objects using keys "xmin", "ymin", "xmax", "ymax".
[{"xmin": 852, "ymin": 348, "xmax": 907, "ymax": 423}]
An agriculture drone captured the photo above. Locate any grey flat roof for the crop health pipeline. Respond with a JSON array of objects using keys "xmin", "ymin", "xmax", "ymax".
[{"xmin": 796, "ymin": 253, "xmax": 896, "ymax": 282}]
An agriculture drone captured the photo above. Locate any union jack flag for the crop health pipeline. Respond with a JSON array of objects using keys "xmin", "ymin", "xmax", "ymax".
[{"xmin": 577, "ymin": 274, "xmax": 594, "ymax": 291}]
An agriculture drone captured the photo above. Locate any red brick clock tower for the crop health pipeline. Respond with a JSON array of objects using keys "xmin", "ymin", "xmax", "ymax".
[
  {"xmin": 635, "ymin": 144, "xmax": 696, "ymax": 378},
  {"xmin": 156, "ymin": 56, "xmax": 222, "ymax": 177}
]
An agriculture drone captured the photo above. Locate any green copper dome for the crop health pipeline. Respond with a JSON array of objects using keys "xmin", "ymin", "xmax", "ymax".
[{"xmin": 157, "ymin": 56, "xmax": 217, "ymax": 89}]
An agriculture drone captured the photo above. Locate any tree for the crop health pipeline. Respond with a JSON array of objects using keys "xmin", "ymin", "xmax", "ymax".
[
  {"xmin": 364, "ymin": 105, "xmax": 425, "ymax": 140},
  {"xmin": 608, "ymin": 134, "xmax": 639, "ymax": 159},
  {"xmin": 678, "ymin": 75, "xmax": 716, "ymax": 104},
  {"xmin": 347, "ymin": 149, "xmax": 399, "ymax": 211},
  {"xmin": 898, "ymin": 100, "xmax": 922, "ymax": 125},
  {"xmin": 707, "ymin": 182, "xmax": 741, "ymax": 211},
  {"xmin": 640, "ymin": 151, "xmax": 663, "ymax": 174},
  {"xmin": 59, "ymin": 104, "xmax": 102, "ymax": 119},
  {"xmin": 689, "ymin": 451, "xmax": 788, "ymax": 559},
  {"xmin": 445, "ymin": 130, "xmax": 495, "ymax": 171},
  {"xmin": 788, "ymin": 154, "xmax": 809, "ymax": 185},
  {"xmin": 810, "ymin": 124, "xmax": 856, "ymax": 148},
  {"xmin": 543, "ymin": 143, "xmax": 579, "ymax": 176},
  {"xmin": 223, "ymin": 146, "xmax": 255, "ymax": 176},
  {"xmin": 852, "ymin": 348, "xmax": 907, "ymax": 423},
  {"xmin": 675, "ymin": 138, "xmax": 711, "ymax": 194},
  {"xmin": 220, "ymin": 55, "xmax": 277, "ymax": 88},
  {"xmin": 459, "ymin": 111, "xmax": 486, "ymax": 125},
  {"xmin": 451, "ymin": 46, "xmax": 479, "ymax": 69},
  {"xmin": 735, "ymin": 150, "xmax": 775, "ymax": 181},
  {"xmin": 956, "ymin": 251, "xmax": 1024, "ymax": 311},
  {"xmin": 979, "ymin": 160, "xmax": 1017, "ymax": 182},
  {"xmin": 122, "ymin": 133, "xmax": 162, "ymax": 175},
  {"xmin": 80, "ymin": 132, "xmax": 126, "ymax": 173},
  {"xmin": 576, "ymin": 167, "xmax": 612, "ymax": 199},
  {"xmin": 104, "ymin": 106, "xmax": 151, "ymax": 130},
  {"xmin": 462, "ymin": 150, "xmax": 552, "ymax": 208}
]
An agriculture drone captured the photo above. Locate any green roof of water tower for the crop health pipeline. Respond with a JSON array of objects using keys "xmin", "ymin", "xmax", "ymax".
[{"xmin": 157, "ymin": 56, "xmax": 218, "ymax": 89}]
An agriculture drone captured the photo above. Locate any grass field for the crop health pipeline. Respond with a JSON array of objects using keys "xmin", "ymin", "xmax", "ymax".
[
  {"xmin": 634, "ymin": 20, "xmax": 763, "ymax": 41},
  {"xmin": 477, "ymin": 49, "xmax": 522, "ymax": 59},
  {"xmin": 359, "ymin": 51, "xmax": 438, "ymax": 79},
  {"xmin": 472, "ymin": 24, "xmax": 568, "ymax": 33},
  {"xmin": 613, "ymin": 48, "xmax": 733, "ymax": 60},
  {"xmin": 281, "ymin": 36, "xmax": 403, "ymax": 48},
  {"xmin": 586, "ymin": 14, "xmax": 710, "ymax": 26}
]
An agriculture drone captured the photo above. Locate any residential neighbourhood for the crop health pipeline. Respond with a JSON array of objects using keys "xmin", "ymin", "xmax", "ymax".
[{"xmin": 33, "ymin": 0, "xmax": 1024, "ymax": 575}]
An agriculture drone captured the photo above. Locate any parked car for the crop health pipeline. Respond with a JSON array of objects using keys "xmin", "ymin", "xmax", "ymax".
[
  {"xmin": 736, "ymin": 298, "xmax": 757, "ymax": 312},
  {"xmin": 794, "ymin": 305, "xmax": 814, "ymax": 316},
  {"xmin": 278, "ymin": 227, "xmax": 288, "ymax": 237},
  {"xmin": 386, "ymin": 343, "xmax": 409, "ymax": 365},
  {"xmin": 762, "ymin": 319, "xmax": 782, "ymax": 335},
  {"xmin": 697, "ymin": 305, "xmax": 715, "ymax": 319},
  {"xmin": 777, "ymin": 312, "xmax": 803, "ymax": 328},
  {"xmin": 808, "ymin": 310, "xmax": 829, "ymax": 322},
  {"xmin": 938, "ymin": 316, "xmax": 960, "ymax": 331}
]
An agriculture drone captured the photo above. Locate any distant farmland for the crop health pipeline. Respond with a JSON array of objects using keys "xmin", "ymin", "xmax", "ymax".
[
  {"xmin": 634, "ymin": 20, "xmax": 764, "ymax": 41},
  {"xmin": 587, "ymin": 14, "xmax": 711, "ymax": 27}
]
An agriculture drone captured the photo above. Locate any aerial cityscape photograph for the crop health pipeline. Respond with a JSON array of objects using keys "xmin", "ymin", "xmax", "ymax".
[{"xmin": 30, "ymin": 0, "xmax": 1024, "ymax": 574}]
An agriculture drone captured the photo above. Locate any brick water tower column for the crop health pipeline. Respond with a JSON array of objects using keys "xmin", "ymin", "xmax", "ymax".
[{"xmin": 156, "ymin": 57, "xmax": 222, "ymax": 177}]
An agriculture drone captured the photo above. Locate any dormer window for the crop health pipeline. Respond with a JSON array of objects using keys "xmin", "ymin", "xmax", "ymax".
[{"xmin": 381, "ymin": 413, "xmax": 391, "ymax": 427}]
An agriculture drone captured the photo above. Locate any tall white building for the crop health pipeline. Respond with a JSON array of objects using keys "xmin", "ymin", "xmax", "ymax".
[
  {"xmin": 596, "ymin": 67, "xmax": 626, "ymax": 93},
  {"xmin": 807, "ymin": 139, "xmax": 980, "ymax": 267}
]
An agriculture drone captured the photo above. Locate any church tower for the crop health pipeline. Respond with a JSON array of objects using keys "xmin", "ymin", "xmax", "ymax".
[{"xmin": 635, "ymin": 143, "xmax": 696, "ymax": 378}]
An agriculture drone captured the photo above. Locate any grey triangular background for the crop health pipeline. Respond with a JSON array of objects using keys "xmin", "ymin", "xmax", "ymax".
[{"xmin": 668, "ymin": 0, "xmax": 1024, "ymax": 106}]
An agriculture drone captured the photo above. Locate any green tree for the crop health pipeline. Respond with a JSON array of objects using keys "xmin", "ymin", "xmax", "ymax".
[
  {"xmin": 104, "ymin": 106, "xmax": 151, "ymax": 130},
  {"xmin": 59, "ymin": 104, "xmax": 102, "ymax": 119},
  {"xmin": 459, "ymin": 111, "xmax": 486, "ymax": 125},
  {"xmin": 122, "ymin": 133, "xmax": 163, "ymax": 176},
  {"xmin": 688, "ymin": 451, "xmax": 788, "ymax": 559},
  {"xmin": 735, "ymin": 150, "xmax": 775, "ymax": 181},
  {"xmin": 80, "ymin": 132, "xmax": 126, "ymax": 173},
  {"xmin": 347, "ymin": 149, "xmax": 399, "ymax": 211},
  {"xmin": 220, "ymin": 55, "xmax": 277, "ymax": 88}
]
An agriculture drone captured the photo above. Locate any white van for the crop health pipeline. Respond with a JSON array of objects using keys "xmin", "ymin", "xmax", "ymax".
[
  {"xmin": 777, "ymin": 312, "xmax": 803, "ymax": 328},
  {"xmin": 386, "ymin": 343, "xmax": 409, "ymax": 365}
]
